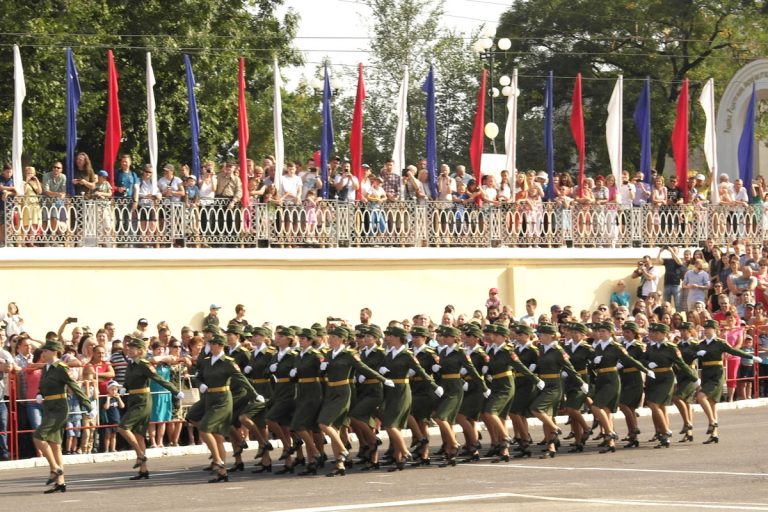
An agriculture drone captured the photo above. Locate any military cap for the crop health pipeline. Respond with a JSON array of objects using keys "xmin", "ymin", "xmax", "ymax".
[
  {"xmin": 226, "ymin": 324, "xmax": 243, "ymax": 335},
  {"xmin": 203, "ymin": 324, "xmax": 221, "ymax": 334},
  {"xmin": 210, "ymin": 333, "xmax": 226, "ymax": 345},
  {"xmin": 337, "ymin": 325, "xmax": 354, "ymax": 340},
  {"xmin": 355, "ymin": 325, "xmax": 370, "ymax": 337},
  {"xmin": 328, "ymin": 325, "xmax": 348, "ymax": 338},
  {"xmin": 368, "ymin": 325, "xmax": 383, "ymax": 339},
  {"xmin": 536, "ymin": 323, "xmax": 558, "ymax": 336},
  {"xmin": 242, "ymin": 327, "xmax": 253, "ymax": 337},
  {"xmin": 622, "ymin": 321, "xmax": 639, "ymax": 333},
  {"xmin": 126, "ymin": 337, "xmax": 146, "ymax": 350},
  {"xmin": 679, "ymin": 321, "xmax": 694, "ymax": 331},
  {"xmin": 252, "ymin": 326, "xmax": 272, "ymax": 338},
  {"xmin": 596, "ymin": 321, "xmax": 614, "ymax": 331},
  {"xmin": 311, "ymin": 323, "xmax": 327, "ymax": 336},
  {"xmin": 277, "ymin": 326, "xmax": 296, "ymax": 337},
  {"xmin": 494, "ymin": 324, "xmax": 511, "ymax": 337},
  {"xmin": 702, "ymin": 319, "xmax": 719, "ymax": 329},
  {"xmin": 410, "ymin": 325, "xmax": 430, "ymax": 338},
  {"xmin": 441, "ymin": 325, "xmax": 461, "ymax": 338},
  {"xmin": 463, "ymin": 323, "xmax": 482, "ymax": 338},
  {"xmin": 483, "ymin": 323, "xmax": 497, "ymax": 334},
  {"xmin": 289, "ymin": 325, "xmax": 302, "ymax": 335},
  {"xmin": 569, "ymin": 322, "xmax": 589, "ymax": 334},
  {"xmin": 384, "ymin": 325, "xmax": 408, "ymax": 339},
  {"xmin": 514, "ymin": 324, "xmax": 533, "ymax": 336},
  {"xmin": 649, "ymin": 323, "xmax": 669, "ymax": 334},
  {"xmin": 298, "ymin": 328, "xmax": 317, "ymax": 340},
  {"xmin": 40, "ymin": 339, "xmax": 64, "ymax": 352}
]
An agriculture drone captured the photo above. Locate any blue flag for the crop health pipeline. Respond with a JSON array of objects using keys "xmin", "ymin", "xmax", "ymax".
[
  {"xmin": 421, "ymin": 65, "xmax": 438, "ymax": 198},
  {"xmin": 65, "ymin": 48, "xmax": 81, "ymax": 196},
  {"xmin": 738, "ymin": 83, "xmax": 756, "ymax": 201},
  {"xmin": 634, "ymin": 77, "xmax": 652, "ymax": 184},
  {"xmin": 320, "ymin": 63, "xmax": 335, "ymax": 199},
  {"xmin": 544, "ymin": 71, "xmax": 554, "ymax": 200},
  {"xmin": 184, "ymin": 55, "xmax": 201, "ymax": 181}
]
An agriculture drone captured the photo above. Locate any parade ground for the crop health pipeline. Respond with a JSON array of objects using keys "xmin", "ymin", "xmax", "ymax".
[{"xmin": 3, "ymin": 405, "xmax": 767, "ymax": 512}]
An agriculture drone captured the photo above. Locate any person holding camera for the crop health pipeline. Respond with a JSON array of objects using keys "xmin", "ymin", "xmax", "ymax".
[
  {"xmin": 656, "ymin": 246, "xmax": 687, "ymax": 310},
  {"xmin": 333, "ymin": 161, "xmax": 359, "ymax": 203},
  {"xmin": 631, "ymin": 255, "xmax": 660, "ymax": 300}
]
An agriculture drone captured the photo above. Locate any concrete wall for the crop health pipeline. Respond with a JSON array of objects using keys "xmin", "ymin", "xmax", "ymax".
[{"xmin": 1, "ymin": 247, "xmax": 659, "ymax": 339}]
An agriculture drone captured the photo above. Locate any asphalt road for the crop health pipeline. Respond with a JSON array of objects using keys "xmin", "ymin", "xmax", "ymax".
[{"xmin": 4, "ymin": 406, "xmax": 768, "ymax": 512}]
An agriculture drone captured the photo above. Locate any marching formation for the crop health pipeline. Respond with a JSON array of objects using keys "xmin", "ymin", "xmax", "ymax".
[{"xmin": 34, "ymin": 317, "xmax": 758, "ymax": 492}]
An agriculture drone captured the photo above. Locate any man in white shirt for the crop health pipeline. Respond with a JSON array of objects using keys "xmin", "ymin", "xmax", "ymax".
[
  {"xmin": 618, "ymin": 170, "xmax": 636, "ymax": 206},
  {"xmin": 452, "ymin": 165, "xmax": 472, "ymax": 186},
  {"xmin": 158, "ymin": 164, "xmax": 184, "ymax": 203},
  {"xmin": 334, "ymin": 161, "xmax": 359, "ymax": 202}
]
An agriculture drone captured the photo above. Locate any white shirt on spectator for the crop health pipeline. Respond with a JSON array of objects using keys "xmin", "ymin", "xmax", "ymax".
[
  {"xmin": 158, "ymin": 176, "xmax": 183, "ymax": 203},
  {"xmin": 334, "ymin": 173, "xmax": 359, "ymax": 202},
  {"xmin": 280, "ymin": 175, "xmax": 302, "ymax": 204},
  {"xmin": 618, "ymin": 182, "xmax": 635, "ymax": 205}
]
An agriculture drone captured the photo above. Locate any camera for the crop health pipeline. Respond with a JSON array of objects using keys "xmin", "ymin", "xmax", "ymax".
[
  {"xmin": 66, "ymin": 317, "xmax": 78, "ymax": 323},
  {"xmin": 326, "ymin": 316, "xmax": 343, "ymax": 322}
]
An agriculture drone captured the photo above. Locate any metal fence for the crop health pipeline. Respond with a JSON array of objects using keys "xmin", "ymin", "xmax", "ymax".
[{"xmin": 4, "ymin": 197, "xmax": 767, "ymax": 248}]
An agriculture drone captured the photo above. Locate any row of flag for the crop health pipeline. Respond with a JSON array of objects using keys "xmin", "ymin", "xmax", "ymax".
[{"xmin": 10, "ymin": 45, "xmax": 759, "ymax": 206}]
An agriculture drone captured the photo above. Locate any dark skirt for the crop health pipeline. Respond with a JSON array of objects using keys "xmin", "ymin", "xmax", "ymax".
[
  {"xmin": 119, "ymin": 394, "xmax": 151, "ymax": 436},
  {"xmin": 34, "ymin": 398, "xmax": 69, "ymax": 445}
]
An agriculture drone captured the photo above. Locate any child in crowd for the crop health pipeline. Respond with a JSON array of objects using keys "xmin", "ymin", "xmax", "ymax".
[
  {"xmin": 102, "ymin": 380, "xmax": 124, "ymax": 452},
  {"xmin": 184, "ymin": 175, "xmax": 199, "ymax": 206},
  {"xmin": 304, "ymin": 189, "xmax": 318, "ymax": 243},
  {"xmin": 486, "ymin": 287, "xmax": 501, "ymax": 310},
  {"xmin": 64, "ymin": 390, "xmax": 83, "ymax": 454},
  {"xmin": 738, "ymin": 335, "xmax": 755, "ymax": 400},
  {"xmin": 78, "ymin": 366, "xmax": 99, "ymax": 455}
]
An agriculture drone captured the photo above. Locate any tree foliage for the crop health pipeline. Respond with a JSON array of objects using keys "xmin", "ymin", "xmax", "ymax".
[
  {"xmin": 0, "ymin": 0, "xmax": 303, "ymax": 170},
  {"xmin": 496, "ymin": 0, "xmax": 767, "ymax": 174}
]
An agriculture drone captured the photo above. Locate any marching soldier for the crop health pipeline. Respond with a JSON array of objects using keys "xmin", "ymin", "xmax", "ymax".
[
  {"xmin": 455, "ymin": 323, "xmax": 489, "ymax": 462},
  {"xmin": 242, "ymin": 326, "xmax": 277, "ymax": 472},
  {"xmin": 407, "ymin": 325, "xmax": 440, "ymax": 465},
  {"xmin": 264, "ymin": 327, "xmax": 298, "ymax": 473},
  {"xmin": 672, "ymin": 322, "xmax": 700, "ymax": 442},
  {"xmin": 508, "ymin": 324, "xmax": 538, "ymax": 456},
  {"xmin": 617, "ymin": 322, "xmax": 646, "ymax": 448},
  {"xmin": 561, "ymin": 322, "xmax": 594, "ymax": 452}
]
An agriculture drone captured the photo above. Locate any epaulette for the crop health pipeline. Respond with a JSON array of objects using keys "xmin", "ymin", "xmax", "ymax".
[
  {"xmin": 222, "ymin": 355, "xmax": 235, "ymax": 362},
  {"xmin": 265, "ymin": 347, "xmax": 277, "ymax": 354},
  {"xmin": 138, "ymin": 358, "xmax": 151, "ymax": 365},
  {"xmin": 422, "ymin": 347, "xmax": 435, "ymax": 354},
  {"xmin": 54, "ymin": 360, "xmax": 69, "ymax": 369}
]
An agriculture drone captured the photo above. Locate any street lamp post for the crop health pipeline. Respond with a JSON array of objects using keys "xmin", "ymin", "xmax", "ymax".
[{"xmin": 474, "ymin": 25, "xmax": 512, "ymax": 153}]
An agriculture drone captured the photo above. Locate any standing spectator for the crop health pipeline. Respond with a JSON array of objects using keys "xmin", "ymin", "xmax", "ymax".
[
  {"xmin": 333, "ymin": 161, "xmax": 359, "ymax": 202},
  {"xmin": 203, "ymin": 304, "xmax": 221, "ymax": 330},
  {"xmin": 110, "ymin": 337, "xmax": 131, "ymax": 385},
  {"xmin": 42, "ymin": 161, "xmax": 68, "ymax": 236},
  {"xmin": 136, "ymin": 165, "xmax": 161, "ymax": 244},
  {"xmin": 722, "ymin": 312, "xmax": 745, "ymax": 402},
  {"xmin": 452, "ymin": 165, "xmax": 471, "ymax": 186},
  {"xmin": 101, "ymin": 381, "xmax": 124, "ymax": 452},
  {"xmin": 485, "ymin": 288, "xmax": 501, "ymax": 311},
  {"xmin": 278, "ymin": 161, "xmax": 301, "ymax": 205},
  {"xmin": 658, "ymin": 246, "xmax": 687, "ymax": 310},
  {"xmin": 632, "ymin": 172, "xmax": 651, "ymax": 206},
  {"xmin": 158, "ymin": 164, "xmax": 184, "ymax": 203},
  {"xmin": 72, "ymin": 152, "xmax": 96, "ymax": 197},
  {"xmin": 23, "ymin": 349, "xmax": 44, "ymax": 454},
  {"xmin": 631, "ymin": 255, "xmax": 660, "ymax": 300},
  {"xmin": 0, "ymin": 344, "xmax": 19, "ymax": 460},
  {"xmin": 0, "ymin": 163, "xmax": 17, "ymax": 245},
  {"xmin": 380, "ymin": 159, "xmax": 402, "ymax": 202},
  {"xmin": 229, "ymin": 304, "xmax": 249, "ymax": 329},
  {"xmin": 148, "ymin": 342, "xmax": 172, "ymax": 448},
  {"xmin": 610, "ymin": 281, "xmax": 630, "ymax": 307},
  {"xmin": 518, "ymin": 298, "xmax": 537, "ymax": 327},
  {"xmin": 1, "ymin": 302, "xmax": 24, "ymax": 338},
  {"xmin": 683, "ymin": 259, "xmax": 712, "ymax": 312},
  {"xmin": 215, "ymin": 162, "xmax": 243, "ymax": 236}
]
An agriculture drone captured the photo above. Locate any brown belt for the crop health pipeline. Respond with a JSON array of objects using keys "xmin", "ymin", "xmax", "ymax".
[
  {"xmin": 391, "ymin": 378, "xmax": 409, "ymax": 384},
  {"xmin": 539, "ymin": 373, "xmax": 560, "ymax": 379},
  {"xmin": 653, "ymin": 367, "xmax": 672, "ymax": 373},
  {"xmin": 275, "ymin": 378, "xmax": 291, "ymax": 383},
  {"xmin": 492, "ymin": 371, "xmax": 513, "ymax": 380},
  {"xmin": 577, "ymin": 369, "xmax": 588, "ymax": 376},
  {"xmin": 326, "ymin": 379, "xmax": 352, "ymax": 387},
  {"xmin": 208, "ymin": 386, "xmax": 230, "ymax": 393},
  {"xmin": 298, "ymin": 377, "xmax": 321, "ymax": 384},
  {"xmin": 702, "ymin": 361, "xmax": 723, "ymax": 367},
  {"xmin": 128, "ymin": 387, "xmax": 150, "ymax": 395},
  {"xmin": 441, "ymin": 373, "xmax": 462, "ymax": 379},
  {"xmin": 622, "ymin": 368, "xmax": 638, "ymax": 373},
  {"xmin": 363, "ymin": 380, "xmax": 381, "ymax": 385},
  {"xmin": 251, "ymin": 378, "xmax": 270, "ymax": 384},
  {"xmin": 597, "ymin": 367, "xmax": 617, "ymax": 373},
  {"xmin": 411, "ymin": 377, "xmax": 425, "ymax": 382},
  {"xmin": 43, "ymin": 393, "xmax": 66, "ymax": 401}
]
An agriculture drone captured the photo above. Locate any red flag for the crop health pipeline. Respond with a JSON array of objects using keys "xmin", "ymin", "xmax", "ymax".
[
  {"xmin": 350, "ymin": 64, "xmax": 366, "ymax": 200},
  {"xmin": 570, "ymin": 73, "xmax": 585, "ymax": 198},
  {"xmin": 103, "ymin": 50, "xmax": 122, "ymax": 187},
  {"xmin": 469, "ymin": 69, "xmax": 487, "ymax": 184},
  {"xmin": 671, "ymin": 78, "xmax": 689, "ymax": 202},
  {"xmin": 238, "ymin": 58, "xmax": 250, "ymax": 207}
]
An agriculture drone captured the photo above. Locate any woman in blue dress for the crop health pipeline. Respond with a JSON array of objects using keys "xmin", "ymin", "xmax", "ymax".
[{"xmin": 149, "ymin": 341, "xmax": 172, "ymax": 448}]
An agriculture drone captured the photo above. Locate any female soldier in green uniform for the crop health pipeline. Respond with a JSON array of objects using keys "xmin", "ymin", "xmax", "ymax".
[
  {"xmin": 480, "ymin": 324, "xmax": 537, "ymax": 461},
  {"xmin": 431, "ymin": 325, "xmax": 488, "ymax": 467},
  {"xmin": 644, "ymin": 323, "xmax": 698, "ymax": 448},
  {"xmin": 378, "ymin": 325, "xmax": 440, "ymax": 472},
  {"xmin": 317, "ymin": 326, "xmax": 390, "ymax": 476},
  {"xmin": 265, "ymin": 327, "xmax": 298, "ymax": 473},
  {"xmin": 197, "ymin": 333, "xmax": 261, "ymax": 483},
  {"xmin": 695, "ymin": 319, "xmax": 761, "ymax": 444},
  {"xmin": 617, "ymin": 322, "xmax": 646, "ymax": 448},
  {"xmin": 34, "ymin": 338, "xmax": 93, "ymax": 494},
  {"xmin": 118, "ymin": 337, "xmax": 181, "ymax": 480},
  {"xmin": 561, "ymin": 322, "xmax": 594, "ymax": 452},
  {"xmin": 529, "ymin": 323, "xmax": 587, "ymax": 459},
  {"xmin": 590, "ymin": 321, "xmax": 653, "ymax": 453},
  {"xmin": 243, "ymin": 326, "xmax": 277, "ymax": 472},
  {"xmin": 455, "ymin": 323, "xmax": 488, "ymax": 462},
  {"xmin": 508, "ymin": 324, "xmax": 538, "ymax": 456},
  {"xmin": 289, "ymin": 328, "xmax": 325, "ymax": 476},
  {"xmin": 407, "ymin": 325, "xmax": 440, "ymax": 466},
  {"xmin": 672, "ymin": 322, "xmax": 700, "ymax": 442}
]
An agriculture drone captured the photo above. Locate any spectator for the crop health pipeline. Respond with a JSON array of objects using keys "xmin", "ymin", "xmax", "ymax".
[
  {"xmin": 380, "ymin": 159, "xmax": 402, "ymax": 202},
  {"xmin": 0, "ymin": 344, "xmax": 19, "ymax": 460},
  {"xmin": 72, "ymin": 152, "xmax": 97, "ymax": 197},
  {"xmin": 631, "ymin": 255, "xmax": 659, "ymax": 299},
  {"xmin": 302, "ymin": 160, "xmax": 323, "ymax": 200},
  {"xmin": 158, "ymin": 164, "xmax": 184, "ymax": 203},
  {"xmin": 632, "ymin": 172, "xmax": 650, "ymax": 206},
  {"xmin": 42, "ymin": 160, "xmax": 68, "ymax": 236},
  {"xmin": 657, "ymin": 246, "xmax": 686, "ymax": 310},
  {"xmin": 518, "ymin": 298, "xmax": 537, "ymax": 327},
  {"xmin": 229, "ymin": 304, "xmax": 249, "ymax": 329},
  {"xmin": 485, "ymin": 288, "xmax": 501, "ymax": 311},
  {"xmin": 683, "ymin": 259, "xmax": 711, "ymax": 312},
  {"xmin": 101, "ymin": 380, "xmax": 124, "ymax": 452},
  {"xmin": 203, "ymin": 304, "xmax": 221, "ymax": 329},
  {"xmin": 1, "ymin": 302, "xmax": 24, "ymax": 338},
  {"xmin": 0, "ymin": 163, "xmax": 17, "ymax": 245},
  {"xmin": 452, "ymin": 165, "xmax": 471, "ymax": 186},
  {"xmin": 22, "ymin": 349, "xmax": 44, "ymax": 453},
  {"xmin": 278, "ymin": 161, "xmax": 301, "ymax": 205},
  {"xmin": 722, "ymin": 311, "xmax": 745, "ymax": 402},
  {"xmin": 110, "ymin": 337, "xmax": 131, "ymax": 385},
  {"xmin": 21, "ymin": 166, "xmax": 42, "ymax": 245},
  {"xmin": 148, "ymin": 341, "xmax": 173, "ymax": 448},
  {"xmin": 610, "ymin": 281, "xmax": 630, "ymax": 308}
]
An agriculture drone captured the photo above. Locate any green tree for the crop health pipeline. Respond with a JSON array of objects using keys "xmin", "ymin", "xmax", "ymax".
[
  {"xmin": 0, "ymin": 0, "xmax": 300, "ymax": 171},
  {"xmin": 496, "ymin": 0, "xmax": 766, "ymax": 174}
]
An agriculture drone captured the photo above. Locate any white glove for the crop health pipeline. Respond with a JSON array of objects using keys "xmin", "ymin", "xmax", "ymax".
[
  {"xmin": 593, "ymin": 356, "xmax": 603, "ymax": 365},
  {"xmin": 255, "ymin": 394, "xmax": 266, "ymax": 403},
  {"xmin": 462, "ymin": 382, "xmax": 469, "ymax": 392},
  {"xmin": 536, "ymin": 379, "xmax": 546, "ymax": 390},
  {"xmin": 560, "ymin": 371, "xmax": 568, "ymax": 378},
  {"xmin": 88, "ymin": 409, "xmax": 98, "ymax": 420},
  {"xmin": 384, "ymin": 379, "xmax": 395, "ymax": 388},
  {"xmin": 696, "ymin": 350, "xmax": 706, "ymax": 357},
  {"xmin": 483, "ymin": 388, "xmax": 492, "ymax": 398},
  {"xmin": 320, "ymin": 362, "xmax": 328, "ymax": 371},
  {"xmin": 406, "ymin": 368, "xmax": 416, "ymax": 377},
  {"xmin": 289, "ymin": 368, "xmax": 297, "ymax": 378},
  {"xmin": 616, "ymin": 361, "xmax": 624, "ymax": 370},
  {"xmin": 431, "ymin": 364, "xmax": 441, "ymax": 373},
  {"xmin": 754, "ymin": 356, "xmax": 763, "ymax": 364},
  {"xmin": 481, "ymin": 365, "xmax": 489, "ymax": 375},
  {"xmin": 580, "ymin": 382, "xmax": 589, "ymax": 394},
  {"xmin": 646, "ymin": 370, "xmax": 656, "ymax": 379},
  {"xmin": 358, "ymin": 375, "xmax": 366, "ymax": 384},
  {"xmin": 35, "ymin": 394, "xmax": 43, "ymax": 405},
  {"xmin": 243, "ymin": 365, "xmax": 253, "ymax": 374},
  {"xmin": 176, "ymin": 391, "xmax": 185, "ymax": 400},
  {"xmin": 648, "ymin": 362, "xmax": 658, "ymax": 369},
  {"xmin": 119, "ymin": 387, "xmax": 127, "ymax": 396},
  {"xmin": 434, "ymin": 386, "xmax": 444, "ymax": 397},
  {"xmin": 695, "ymin": 379, "xmax": 701, "ymax": 387},
  {"xmin": 269, "ymin": 363, "xmax": 278, "ymax": 373},
  {"xmin": 529, "ymin": 363, "xmax": 537, "ymax": 372},
  {"xmin": 199, "ymin": 383, "xmax": 208, "ymax": 394},
  {"xmin": 379, "ymin": 366, "xmax": 389, "ymax": 375},
  {"xmin": 459, "ymin": 367, "xmax": 468, "ymax": 376}
]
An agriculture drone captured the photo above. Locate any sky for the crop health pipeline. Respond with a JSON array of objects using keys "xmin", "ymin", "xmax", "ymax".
[{"xmin": 276, "ymin": 0, "xmax": 511, "ymax": 89}]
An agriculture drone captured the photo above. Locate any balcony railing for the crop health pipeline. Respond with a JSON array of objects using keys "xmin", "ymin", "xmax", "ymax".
[{"xmin": 3, "ymin": 197, "xmax": 765, "ymax": 248}]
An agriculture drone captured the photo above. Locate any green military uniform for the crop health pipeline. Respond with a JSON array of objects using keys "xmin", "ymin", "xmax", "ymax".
[
  {"xmin": 290, "ymin": 340, "xmax": 325, "ymax": 432},
  {"xmin": 120, "ymin": 343, "xmax": 179, "ymax": 436},
  {"xmin": 482, "ymin": 328, "xmax": 536, "ymax": 416},
  {"xmin": 243, "ymin": 339, "xmax": 276, "ymax": 427},
  {"xmin": 673, "ymin": 328, "xmax": 700, "ymax": 403},
  {"xmin": 264, "ymin": 343, "xmax": 298, "ymax": 426},
  {"xmin": 380, "ymin": 343, "xmax": 437, "ymax": 429},
  {"xmin": 645, "ymin": 332, "xmax": 698, "ymax": 406},
  {"xmin": 619, "ymin": 338, "xmax": 647, "ymax": 409},
  {"xmin": 562, "ymin": 325, "xmax": 594, "ymax": 410},
  {"xmin": 409, "ymin": 336, "xmax": 440, "ymax": 423},
  {"xmin": 509, "ymin": 340, "xmax": 539, "ymax": 416},
  {"xmin": 457, "ymin": 343, "xmax": 489, "ymax": 421},
  {"xmin": 697, "ymin": 331, "xmax": 753, "ymax": 403},
  {"xmin": 433, "ymin": 326, "xmax": 487, "ymax": 424},
  {"xmin": 530, "ymin": 325, "xmax": 584, "ymax": 417},
  {"xmin": 35, "ymin": 348, "xmax": 92, "ymax": 445},
  {"xmin": 318, "ymin": 344, "xmax": 385, "ymax": 428},
  {"xmin": 591, "ymin": 322, "xmax": 649, "ymax": 413},
  {"xmin": 349, "ymin": 341, "xmax": 387, "ymax": 428}
]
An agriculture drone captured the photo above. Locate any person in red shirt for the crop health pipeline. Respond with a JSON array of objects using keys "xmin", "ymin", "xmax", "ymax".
[{"xmin": 712, "ymin": 294, "xmax": 739, "ymax": 326}]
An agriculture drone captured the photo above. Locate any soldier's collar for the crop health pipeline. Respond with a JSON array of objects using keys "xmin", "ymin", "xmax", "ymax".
[{"xmin": 391, "ymin": 345, "xmax": 406, "ymax": 358}]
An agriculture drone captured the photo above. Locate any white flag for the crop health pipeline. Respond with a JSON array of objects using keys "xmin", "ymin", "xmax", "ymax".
[
  {"xmin": 12, "ymin": 45, "xmax": 25, "ymax": 195},
  {"xmin": 504, "ymin": 68, "xmax": 519, "ymax": 200},
  {"xmin": 392, "ymin": 66, "xmax": 409, "ymax": 175},
  {"xmin": 699, "ymin": 78, "xmax": 719, "ymax": 205},
  {"xmin": 146, "ymin": 52, "xmax": 158, "ymax": 191},
  {"xmin": 273, "ymin": 57, "xmax": 283, "ymax": 196},
  {"xmin": 606, "ymin": 75, "xmax": 623, "ymax": 188}
]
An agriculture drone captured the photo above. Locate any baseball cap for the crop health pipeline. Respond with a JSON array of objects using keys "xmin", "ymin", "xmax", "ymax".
[
  {"xmin": 97, "ymin": 170, "xmax": 109, "ymax": 177},
  {"xmin": 489, "ymin": 287, "xmax": 499, "ymax": 294},
  {"xmin": 695, "ymin": 173, "xmax": 706, "ymax": 181},
  {"xmin": 137, "ymin": 318, "xmax": 148, "ymax": 325},
  {"xmin": 209, "ymin": 304, "xmax": 221, "ymax": 310}
]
